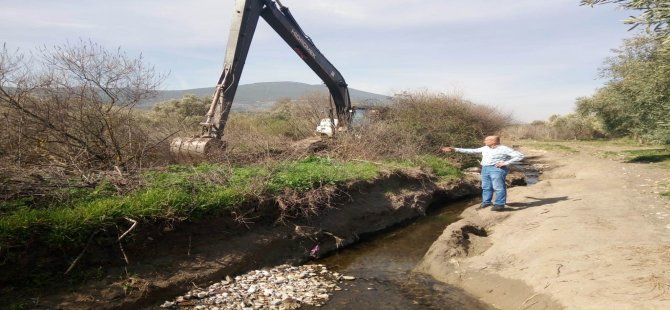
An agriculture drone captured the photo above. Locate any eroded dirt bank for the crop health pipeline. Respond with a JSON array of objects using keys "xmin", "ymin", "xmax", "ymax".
[
  {"xmin": 417, "ymin": 143, "xmax": 670, "ymax": 309},
  {"xmin": 35, "ymin": 171, "xmax": 491, "ymax": 310}
]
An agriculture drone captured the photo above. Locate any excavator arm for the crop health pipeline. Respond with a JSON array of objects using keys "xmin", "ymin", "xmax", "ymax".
[
  {"xmin": 171, "ymin": 0, "xmax": 352, "ymax": 161},
  {"xmin": 261, "ymin": 1, "xmax": 352, "ymax": 126}
]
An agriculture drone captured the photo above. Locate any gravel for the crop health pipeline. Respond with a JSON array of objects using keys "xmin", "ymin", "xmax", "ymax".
[{"xmin": 160, "ymin": 264, "xmax": 353, "ymax": 310}]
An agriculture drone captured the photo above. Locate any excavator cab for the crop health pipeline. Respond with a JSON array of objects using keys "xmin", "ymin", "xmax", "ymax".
[
  {"xmin": 170, "ymin": 0, "xmax": 353, "ymax": 162},
  {"xmin": 315, "ymin": 107, "xmax": 372, "ymax": 137},
  {"xmin": 315, "ymin": 118, "xmax": 339, "ymax": 137}
]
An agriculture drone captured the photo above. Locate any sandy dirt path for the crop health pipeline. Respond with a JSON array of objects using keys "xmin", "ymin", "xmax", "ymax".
[{"xmin": 418, "ymin": 142, "xmax": 670, "ymax": 309}]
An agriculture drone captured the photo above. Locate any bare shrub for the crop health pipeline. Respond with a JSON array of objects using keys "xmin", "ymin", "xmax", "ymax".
[
  {"xmin": 332, "ymin": 91, "xmax": 512, "ymax": 160},
  {"xmin": 268, "ymin": 91, "xmax": 332, "ymax": 138},
  {"xmin": 219, "ymin": 91, "xmax": 332, "ymax": 163},
  {"xmin": 0, "ymin": 105, "xmax": 37, "ymax": 166},
  {"xmin": 0, "ymin": 40, "xmax": 168, "ymax": 171},
  {"xmin": 217, "ymin": 90, "xmax": 512, "ymax": 163},
  {"xmin": 149, "ymin": 90, "xmax": 511, "ymax": 165},
  {"xmin": 274, "ymin": 91, "xmax": 332, "ymax": 125}
]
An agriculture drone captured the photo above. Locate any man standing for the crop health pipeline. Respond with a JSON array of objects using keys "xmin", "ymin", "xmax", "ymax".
[{"xmin": 441, "ymin": 136, "xmax": 524, "ymax": 211}]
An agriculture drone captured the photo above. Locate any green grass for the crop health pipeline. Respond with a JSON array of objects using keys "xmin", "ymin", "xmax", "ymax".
[
  {"xmin": 3, "ymin": 302, "xmax": 32, "ymax": 310},
  {"xmin": 0, "ymin": 164, "xmax": 265, "ymax": 246},
  {"xmin": 267, "ymin": 156, "xmax": 378, "ymax": 192},
  {"xmin": 0, "ymin": 155, "xmax": 463, "ymax": 249},
  {"xmin": 0, "ymin": 156, "xmax": 414, "ymax": 249},
  {"xmin": 623, "ymin": 148, "xmax": 670, "ymax": 167},
  {"xmin": 414, "ymin": 155, "xmax": 462, "ymax": 180},
  {"xmin": 386, "ymin": 155, "xmax": 462, "ymax": 181}
]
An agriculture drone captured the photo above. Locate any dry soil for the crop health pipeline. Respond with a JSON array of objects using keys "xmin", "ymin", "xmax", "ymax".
[{"xmin": 418, "ymin": 142, "xmax": 670, "ymax": 309}]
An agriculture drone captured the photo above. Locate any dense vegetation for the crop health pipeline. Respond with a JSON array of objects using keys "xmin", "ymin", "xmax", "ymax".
[
  {"xmin": 575, "ymin": 36, "xmax": 670, "ymax": 143},
  {"xmin": 576, "ymin": 1, "xmax": 670, "ymax": 143}
]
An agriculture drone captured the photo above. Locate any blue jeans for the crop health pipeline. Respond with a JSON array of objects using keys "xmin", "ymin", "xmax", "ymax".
[{"xmin": 481, "ymin": 165, "xmax": 508, "ymax": 206}]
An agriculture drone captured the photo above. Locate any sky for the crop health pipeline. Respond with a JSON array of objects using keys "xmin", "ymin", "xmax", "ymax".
[{"xmin": 0, "ymin": 0, "xmax": 637, "ymax": 122}]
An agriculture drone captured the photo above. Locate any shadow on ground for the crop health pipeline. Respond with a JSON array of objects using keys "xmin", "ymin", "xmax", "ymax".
[
  {"xmin": 505, "ymin": 196, "xmax": 570, "ymax": 211},
  {"xmin": 624, "ymin": 148, "xmax": 670, "ymax": 163}
]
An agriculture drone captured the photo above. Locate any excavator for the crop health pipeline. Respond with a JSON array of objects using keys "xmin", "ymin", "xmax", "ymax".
[{"xmin": 170, "ymin": 0, "xmax": 354, "ymax": 161}]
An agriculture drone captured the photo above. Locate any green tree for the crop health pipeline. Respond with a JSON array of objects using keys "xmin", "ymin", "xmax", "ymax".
[
  {"xmin": 576, "ymin": 35, "xmax": 670, "ymax": 143},
  {"xmin": 152, "ymin": 95, "xmax": 210, "ymax": 121},
  {"xmin": 581, "ymin": 0, "xmax": 670, "ymax": 45}
]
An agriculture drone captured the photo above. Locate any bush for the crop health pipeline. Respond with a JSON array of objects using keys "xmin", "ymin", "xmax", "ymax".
[
  {"xmin": 504, "ymin": 113, "xmax": 606, "ymax": 140},
  {"xmin": 575, "ymin": 36, "xmax": 670, "ymax": 144},
  {"xmin": 0, "ymin": 41, "xmax": 168, "ymax": 171},
  {"xmin": 331, "ymin": 91, "xmax": 512, "ymax": 160},
  {"xmin": 150, "ymin": 95, "xmax": 211, "ymax": 136}
]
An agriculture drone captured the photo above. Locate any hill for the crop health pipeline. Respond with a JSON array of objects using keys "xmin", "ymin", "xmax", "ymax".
[{"xmin": 141, "ymin": 81, "xmax": 391, "ymax": 111}]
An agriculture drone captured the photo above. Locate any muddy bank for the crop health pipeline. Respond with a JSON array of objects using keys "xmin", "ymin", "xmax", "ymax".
[
  {"xmin": 415, "ymin": 207, "xmax": 562, "ymax": 309},
  {"xmin": 31, "ymin": 170, "xmax": 522, "ymax": 310}
]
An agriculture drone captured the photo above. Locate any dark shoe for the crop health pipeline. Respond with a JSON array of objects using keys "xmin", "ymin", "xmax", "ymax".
[
  {"xmin": 478, "ymin": 203, "xmax": 492, "ymax": 209},
  {"xmin": 491, "ymin": 205, "xmax": 505, "ymax": 212}
]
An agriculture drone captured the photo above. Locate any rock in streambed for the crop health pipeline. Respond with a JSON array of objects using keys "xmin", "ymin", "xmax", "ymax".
[{"xmin": 161, "ymin": 264, "xmax": 352, "ymax": 310}]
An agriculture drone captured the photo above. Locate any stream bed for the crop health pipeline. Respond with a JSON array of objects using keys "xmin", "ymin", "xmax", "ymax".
[
  {"xmin": 160, "ymin": 169, "xmax": 541, "ymax": 309},
  {"xmin": 303, "ymin": 198, "xmax": 494, "ymax": 310}
]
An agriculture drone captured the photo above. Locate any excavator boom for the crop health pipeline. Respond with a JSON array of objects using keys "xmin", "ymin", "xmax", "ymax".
[{"xmin": 171, "ymin": 0, "xmax": 352, "ymax": 161}]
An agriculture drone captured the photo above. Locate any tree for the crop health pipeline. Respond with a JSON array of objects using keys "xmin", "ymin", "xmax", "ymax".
[
  {"xmin": 0, "ymin": 40, "xmax": 167, "ymax": 171},
  {"xmin": 576, "ymin": 35, "xmax": 670, "ymax": 143},
  {"xmin": 581, "ymin": 0, "xmax": 670, "ymax": 45}
]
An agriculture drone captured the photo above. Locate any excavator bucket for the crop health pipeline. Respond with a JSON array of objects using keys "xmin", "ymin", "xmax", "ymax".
[{"xmin": 170, "ymin": 137, "xmax": 225, "ymax": 163}]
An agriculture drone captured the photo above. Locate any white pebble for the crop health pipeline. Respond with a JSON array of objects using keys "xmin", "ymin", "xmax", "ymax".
[
  {"xmin": 164, "ymin": 264, "xmax": 343, "ymax": 309},
  {"xmin": 160, "ymin": 301, "xmax": 175, "ymax": 308}
]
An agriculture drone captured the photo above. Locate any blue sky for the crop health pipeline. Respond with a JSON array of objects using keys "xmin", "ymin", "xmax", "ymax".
[{"xmin": 0, "ymin": 0, "xmax": 636, "ymax": 121}]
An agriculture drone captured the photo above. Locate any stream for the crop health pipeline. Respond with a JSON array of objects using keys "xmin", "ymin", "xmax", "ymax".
[
  {"xmin": 159, "ymin": 168, "xmax": 538, "ymax": 309},
  {"xmin": 303, "ymin": 198, "xmax": 494, "ymax": 310}
]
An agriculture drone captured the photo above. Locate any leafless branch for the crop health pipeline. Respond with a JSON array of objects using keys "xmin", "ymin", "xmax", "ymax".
[
  {"xmin": 64, "ymin": 230, "xmax": 100, "ymax": 275},
  {"xmin": 118, "ymin": 217, "xmax": 138, "ymax": 241}
]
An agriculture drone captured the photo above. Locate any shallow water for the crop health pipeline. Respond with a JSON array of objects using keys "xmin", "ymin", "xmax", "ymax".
[
  {"xmin": 304, "ymin": 198, "xmax": 494, "ymax": 310},
  {"xmin": 518, "ymin": 163, "xmax": 540, "ymax": 185}
]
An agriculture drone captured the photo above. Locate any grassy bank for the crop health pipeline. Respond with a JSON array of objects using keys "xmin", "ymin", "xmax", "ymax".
[{"xmin": 0, "ymin": 155, "xmax": 459, "ymax": 257}]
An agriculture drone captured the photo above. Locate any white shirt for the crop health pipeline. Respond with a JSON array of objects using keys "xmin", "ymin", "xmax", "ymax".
[{"xmin": 455, "ymin": 145, "xmax": 524, "ymax": 166}]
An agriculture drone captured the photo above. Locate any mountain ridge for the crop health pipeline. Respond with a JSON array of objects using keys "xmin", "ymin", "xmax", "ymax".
[{"xmin": 142, "ymin": 81, "xmax": 390, "ymax": 111}]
